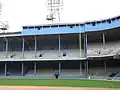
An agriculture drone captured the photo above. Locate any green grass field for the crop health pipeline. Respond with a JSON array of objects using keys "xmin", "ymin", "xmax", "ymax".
[{"xmin": 0, "ymin": 79, "xmax": 120, "ymax": 88}]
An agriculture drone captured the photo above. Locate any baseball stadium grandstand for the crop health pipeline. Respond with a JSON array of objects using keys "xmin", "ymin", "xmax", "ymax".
[{"xmin": 0, "ymin": 16, "xmax": 120, "ymax": 80}]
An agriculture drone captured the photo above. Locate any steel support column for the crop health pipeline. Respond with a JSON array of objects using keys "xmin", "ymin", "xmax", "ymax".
[
  {"xmin": 22, "ymin": 37, "xmax": 25, "ymax": 58},
  {"xmin": 5, "ymin": 38, "xmax": 8, "ymax": 58},
  {"xmin": 79, "ymin": 33, "xmax": 82, "ymax": 57},
  {"xmin": 84, "ymin": 60, "xmax": 88, "ymax": 77},
  {"xmin": 84, "ymin": 33, "xmax": 88, "ymax": 58},
  {"xmin": 4, "ymin": 62, "xmax": 7, "ymax": 76},
  {"xmin": 86, "ymin": 60, "xmax": 88, "ymax": 76},
  {"xmin": 21, "ymin": 62, "xmax": 24, "ymax": 76},
  {"xmin": 102, "ymin": 32, "xmax": 106, "ymax": 49},
  {"xmin": 84, "ymin": 32, "xmax": 88, "ymax": 77},
  {"xmin": 58, "ymin": 61, "xmax": 61, "ymax": 74},
  {"xmin": 104, "ymin": 60, "xmax": 107, "ymax": 73},
  {"xmin": 80, "ymin": 61, "xmax": 82, "ymax": 75},
  {"xmin": 58, "ymin": 34, "xmax": 61, "ymax": 53},
  {"xmin": 34, "ymin": 36, "xmax": 37, "ymax": 58},
  {"xmin": 34, "ymin": 62, "xmax": 37, "ymax": 76}
]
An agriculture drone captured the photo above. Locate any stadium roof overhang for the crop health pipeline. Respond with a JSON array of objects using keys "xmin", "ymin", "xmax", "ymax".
[
  {"xmin": 21, "ymin": 16, "xmax": 120, "ymax": 36},
  {"xmin": 0, "ymin": 31, "xmax": 21, "ymax": 37}
]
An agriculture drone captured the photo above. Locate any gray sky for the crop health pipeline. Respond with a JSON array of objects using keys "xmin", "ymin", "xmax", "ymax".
[{"xmin": 1, "ymin": 0, "xmax": 120, "ymax": 32}]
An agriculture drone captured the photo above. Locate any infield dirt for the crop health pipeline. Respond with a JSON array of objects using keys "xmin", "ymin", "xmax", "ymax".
[{"xmin": 0, "ymin": 86, "xmax": 119, "ymax": 90}]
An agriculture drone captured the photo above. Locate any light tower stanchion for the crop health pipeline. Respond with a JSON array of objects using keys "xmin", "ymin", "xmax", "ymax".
[
  {"xmin": 0, "ymin": 2, "xmax": 9, "ymax": 57},
  {"xmin": 46, "ymin": 0, "xmax": 63, "ymax": 23},
  {"xmin": 0, "ymin": 1, "xmax": 9, "ymax": 77},
  {"xmin": 46, "ymin": 0, "xmax": 63, "ymax": 76}
]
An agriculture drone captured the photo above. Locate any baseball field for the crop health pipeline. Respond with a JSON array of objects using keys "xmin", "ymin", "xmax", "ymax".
[{"xmin": 0, "ymin": 79, "xmax": 120, "ymax": 90}]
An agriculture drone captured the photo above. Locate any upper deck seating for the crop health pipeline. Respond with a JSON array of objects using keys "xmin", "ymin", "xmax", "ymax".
[
  {"xmin": 87, "ymin": 40, "xmax": 120, "ymax": 57},
  {"xmin": 0, "ymin": 40, "xmax": 120, "ymax": 59}
]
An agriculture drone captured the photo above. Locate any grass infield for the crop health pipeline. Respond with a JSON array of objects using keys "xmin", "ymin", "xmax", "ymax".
[{"xmin": 0, "ymin": 79, "xmax": 120, "ymax": 88}]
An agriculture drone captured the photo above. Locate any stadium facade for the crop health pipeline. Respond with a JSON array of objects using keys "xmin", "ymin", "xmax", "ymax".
[{"xmin": 0, "ymin": 16, "xmax": 120, "ymax": 79}]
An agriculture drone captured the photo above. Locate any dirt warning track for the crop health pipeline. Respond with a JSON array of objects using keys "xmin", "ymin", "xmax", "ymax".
[{"xmin": 0, "ymin": 86, "xmax": 118, "ymax": 90}]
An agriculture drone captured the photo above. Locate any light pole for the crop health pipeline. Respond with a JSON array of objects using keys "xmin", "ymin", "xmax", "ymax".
[{"xmin": 46, "ymin": 0, "xmax": 63, "ymax": 23}]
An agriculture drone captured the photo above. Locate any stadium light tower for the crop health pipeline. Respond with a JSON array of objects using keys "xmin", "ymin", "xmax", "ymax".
[
  {"xmin": 0, "ymin": 1, "xmax": 9, "ymax": 60},
  {"xmin": 0, "ymin": 1, "xmax": 9, "ymax": 31},
  {"xmin": 46, "ymin": 0, "xmax": 63, "ymax": 23}
]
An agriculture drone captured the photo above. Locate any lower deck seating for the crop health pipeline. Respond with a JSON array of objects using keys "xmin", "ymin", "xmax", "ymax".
[
  {"xmin": 0, "ymin": 69, "xmax": 4, "ymax": 76},
  {"xmin": 87, "ymin": 41, "xmax": 120, "ymax": 57},
  {"xmin": 88, "ymin": 67, "xmax": 120, "ymax": 76},
  {"xmin": 26, "ymin": 69, "xmax": 82, "ymax": 76}
]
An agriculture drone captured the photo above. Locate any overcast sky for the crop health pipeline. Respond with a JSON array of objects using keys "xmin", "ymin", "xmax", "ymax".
[{"xmin": 1, "ymin": 0, "xmax": 120, "ymax": 32}]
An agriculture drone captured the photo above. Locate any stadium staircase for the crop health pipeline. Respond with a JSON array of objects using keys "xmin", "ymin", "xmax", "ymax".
[
  {"xmin": 114, "ymin": 72, "xmax": 120, "ymax": 77},
  {"xmin": 109, "ymin": 72, "xmax": 119, "ymax": 77}
]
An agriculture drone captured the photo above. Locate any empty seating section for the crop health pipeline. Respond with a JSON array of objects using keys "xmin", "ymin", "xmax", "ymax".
[
  {"xmin": 36, "ymin": 70, "xmax": 55, "ymax": 75},
  {"xmin": 0, "ymin": 52, "xmax": 6, "ymax": 58},
  {"xmin": 87, "ymin": 41, "xmax": 120, "ymax": 57},
  {"xmin": 60, "ymin": 69, "xmax": 80, "ymax": 75},
  {"xmin": 36, "ymin": 50, "xmax": 59, "ymax": 59},
  {"xmin": 116, "ymin": 73, "xmax": 120, "ymax": 77},
  {"xmin": 0, "ymin": 69, "xmax": 4, "ymax": 76},
  {"xmin": 89, "ymin": 67, "xmax": 110, "ymax": 76},
  {"xmin": 26, "ymin": 68, "xmax": 120, "ymax": 76},
  {"xmin": 7, "ymin": 51, "xmax": 22, "ymax": 59},
  {"xmin": 88, "ymin": 67, "xmax": 120, "ymax": 76},
  {"xmin": 26, "ymin": 69, "xmax": 34, "ymax": 76},
  {"xmin": 26, "ymin": 69, "xmax": 81, "ymax": 76},
  {"xmin": 1, "ymin": 36, "xmax": 120, "ymax": 59},
  {"xmin": 1, "ymin": 42, "xmax": 120, "ymax": 59}
]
